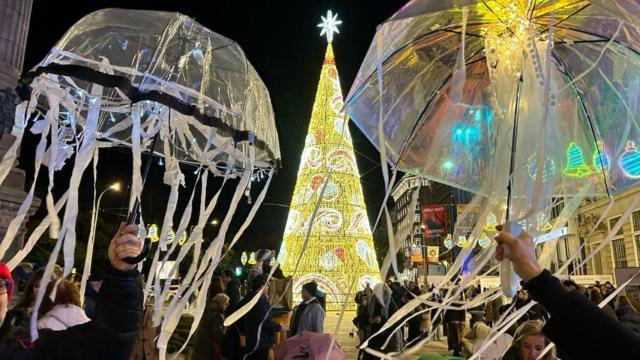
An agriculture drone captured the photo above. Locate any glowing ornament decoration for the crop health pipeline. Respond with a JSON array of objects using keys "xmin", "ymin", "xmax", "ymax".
[
  {"xmin": 619, "ymin": 141, "xmax": 640, "ymax": 178},
  {"xmin": 485, "ymin": 212, "xmax": 498, "ymax": 231},
  {"xmin": 563, "ymin": 142, "xmax": 592, "ymax": 177},
  {"xmin": 147, "ymin": 224, "xmax": 159, "ymax": 242},
  {"xmin": 592, "ymin": 141, "xmax": 610, "ymax": 171},
  {"xmin": 478, "ymin": 233, "xmax": 491, "ymax": 248},
  {"xmin": 441, "ymin": 159, "xmax": 455, "ymax": 174},
  {"xmin": 317, "ymin": 10, "xmax": 342, "ymax": 43},
  {"xmin": 443, "ymin": 234, "xmax": 454, "ymax": 249},
  {"xmin": 321, "ymin": 251, "xmax": 339, "ymax": 270},
  {"xmin": 241, "ymin": 251, "xmax": 248, "ymax": 265},
  {"xmin": 457, "ymin": 235, "xmax": 469, "ymax": 248},
  {"xmin": 177, "ymin": 230, "xmax": 188, "ymax": 246},
  {"xmin": 279, "ymin": 16, "xmax": 380, "ymax": 310},
  {"xmin": 248, "ymin": 252, "xmax": 257, "ymax": 265},
  {"xmin": 165, "ymin": 229, "xmax": 176, "ymax": 245},
  {"xmin": 527, "ymin": 154, "xmax": 556, "ymax": 181},
  {"xmin": 536, "ymin": 212, "xmax": 552, "ymax": 232}
]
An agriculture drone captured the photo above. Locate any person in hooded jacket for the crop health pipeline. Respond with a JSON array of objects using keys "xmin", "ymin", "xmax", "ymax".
[
  {"xmin": 192, "ymin": 293, "xmax": 230, "ymax": 360},
  {"xmin": 0, "ymin": 223, "xmax": 143, "ymax": 360},
  {"xmin": 360, "ymin": 283, "xmax": 399, "ymax": 360},
  {"xmin": 37, "ymin": 279, "xmax": 90, "ymax": 331}
]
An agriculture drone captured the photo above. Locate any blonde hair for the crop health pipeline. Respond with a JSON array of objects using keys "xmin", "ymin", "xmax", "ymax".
[
  {"xmin": 513, "ymin": 320, "xmax": 555, "ymax": 360},
  {"xmin": 214, "ymin": 293, "xmax": 230, "ymax": 309}
]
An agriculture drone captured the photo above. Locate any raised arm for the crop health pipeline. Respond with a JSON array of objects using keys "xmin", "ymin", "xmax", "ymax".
[
  {"xmin": 495, "ymin": 224, "xmax": 640, "ymax": 359},
  {"xmin": 30, "ymin": 224, "xmax": 144, "ymax": 359}
]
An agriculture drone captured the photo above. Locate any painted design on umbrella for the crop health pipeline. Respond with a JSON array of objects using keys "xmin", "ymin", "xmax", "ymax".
[
  {"xmin": 564, "ymin": 142, "xmax": 592, "ymax": 177},
  {"xmin": 619, "ymin": 141, "xmax": 640, "ymax": 179}
]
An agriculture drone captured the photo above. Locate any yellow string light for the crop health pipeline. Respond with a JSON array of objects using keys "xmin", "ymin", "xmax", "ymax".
[{"xmin": 279, "ymin": 44, "xmax": 381, "ymax": 309}]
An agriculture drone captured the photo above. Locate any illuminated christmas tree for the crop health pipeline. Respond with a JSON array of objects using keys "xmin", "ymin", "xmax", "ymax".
[{"xmin": 278, "ymin": 11, "xmax": 381, "ymax": 310}]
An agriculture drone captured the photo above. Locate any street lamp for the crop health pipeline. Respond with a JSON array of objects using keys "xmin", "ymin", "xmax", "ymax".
[
  {"xmin": 210, "ymin": 218, "xmax": 219, "ymax": 226},
  {"xmin": 80, "ymin": 181, "xmax": 120, "ymax": 303}
]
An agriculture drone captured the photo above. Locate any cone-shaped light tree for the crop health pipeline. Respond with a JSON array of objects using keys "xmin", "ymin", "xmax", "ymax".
[{"xmin": 278, "ymin": 11, "xmax": 381, "ymax": 310}]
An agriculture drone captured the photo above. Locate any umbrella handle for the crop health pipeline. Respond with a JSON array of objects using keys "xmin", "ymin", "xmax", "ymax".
[
  {"xmin": 122, "ymin": 199, "xmax": 151, "ymax": 264},
  {"xmin": 500, "ymin": 221, "xmax": 522, "ymax": 298},
  {"xmin": 122, "ymin": 131, "xmax": 160, "ymax": 265}
]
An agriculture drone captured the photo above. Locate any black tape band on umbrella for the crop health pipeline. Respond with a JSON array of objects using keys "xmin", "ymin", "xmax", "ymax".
[{"xmin": 19, "ymin": 63, "xmax": 280, "ymax": 167}]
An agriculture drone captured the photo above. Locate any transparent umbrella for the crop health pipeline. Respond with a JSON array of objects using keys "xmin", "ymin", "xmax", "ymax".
[
  {"xmin": 0, "ymin": 9, "xmax": 280, "ymax": 350},
  {"xmin": 345, "ymin": 0, "xmax": 640, "ymax": 297}
]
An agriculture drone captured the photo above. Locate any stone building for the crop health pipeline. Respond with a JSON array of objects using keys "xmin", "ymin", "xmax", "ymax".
[
  {"xmin": 0, "ymin": 0, "xmax": 39, "ymax": 261},
  {"xmin": 578, "ymin": 186, "xmax": 640, "ymax": 276}
]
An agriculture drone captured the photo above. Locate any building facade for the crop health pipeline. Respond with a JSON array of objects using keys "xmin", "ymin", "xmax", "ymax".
[
  {"xmin": 578, "ymin": 186, "xmax": 640, "ymax": 276},
  {"xmin": 390, "ymin": 174, "xmax": 472, "ymax": 277}
]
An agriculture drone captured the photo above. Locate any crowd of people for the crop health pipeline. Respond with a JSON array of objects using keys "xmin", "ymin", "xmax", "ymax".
[{"xmin": 1, "ymin": 223, "xmax": 640, "ymax": 359}]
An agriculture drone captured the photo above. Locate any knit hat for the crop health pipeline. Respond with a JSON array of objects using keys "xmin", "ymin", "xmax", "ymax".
[
  {"xmin": 302, "ymin": 281, "xmax": 318, "ymax": 298},
  {"xmin": 0, "ymin": 263, "xmax": 14, "ymax": 300}
]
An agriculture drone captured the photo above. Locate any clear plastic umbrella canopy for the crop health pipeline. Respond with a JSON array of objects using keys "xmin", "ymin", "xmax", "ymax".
[
  {"xmin": 345, "ymin": 0, "xmax": 640, "ymax": 209},
  {"xmin": 23, "ymin": 8, "xmax": 280, "ymax": 172},
  {"xmin": 1, "ymin": 9, "xmax": 280, "ymax": 353}
]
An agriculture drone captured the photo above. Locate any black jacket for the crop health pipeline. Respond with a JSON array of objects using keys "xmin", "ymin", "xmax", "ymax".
[
  {"xmin": 525, "ymin": 270, "xmax": 640, "ymax": 359},
  {"xmin": 225, "ymin": 279, "xmax": 241, "ymax": 316},
  {"xmin": 239, "ymin": 294, "xmax": 281, "ymax": 352},
  {"xmin": 0, "ymin": 264, "xmax": 143, "ymax": 360}
]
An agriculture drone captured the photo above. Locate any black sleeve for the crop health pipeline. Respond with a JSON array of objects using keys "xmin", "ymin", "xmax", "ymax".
[
  {"xmin": 256, "ymin": 298, "xmax": 281, "ymax": 334},
  {"xmin": 29, "ymin": 263, "xmax": 143, "ymax": 360},
  {"xmin": 525, "ymin": 270, "xmax": 640, "ymax": 359}
]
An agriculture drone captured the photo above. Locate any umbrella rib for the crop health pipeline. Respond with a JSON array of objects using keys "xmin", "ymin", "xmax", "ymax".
[
  {"xmin": 481, "ymin": 1, "xmax": 515, "ymax": 36},
  {"xmin": 541, "ymin": 24, "xmax": 640, "ymax": 57},
  {"xmin": 532, "ymin": 1, "xmax": 589, "ymax": 25},
  {"xmin": 550, "ymin": 52, "xmax": 612, "ymax": 197}
]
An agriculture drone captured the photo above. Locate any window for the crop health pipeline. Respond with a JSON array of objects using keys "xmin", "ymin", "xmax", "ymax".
[
  {"xmin": 414, "ymin": 213, "xmax": 420, "ymax": 223},
  {"xmin": 612, "ymin": 239, "xmax": 628, "ymax": 268},
  {"xmin": 551, "ymin": 199, "xmax": 565, "ymax": 220},
  {"xmin": 632, "ymin": 210, "xmax": 640, "ymax": 232},
  {"xmin": 608, "ymin": 216, "xmax": 624, "ymax": 236},
  {"xmin": 630, "ymin": 210, "xmax": 640, "ymax": 266},
  {"xmin": 609, "ymin": 216, "xmax": 628, "ymax": 268}
]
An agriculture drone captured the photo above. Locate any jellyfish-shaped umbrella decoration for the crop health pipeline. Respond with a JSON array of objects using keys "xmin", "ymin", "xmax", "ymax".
[
  {"xmin": 0, "ymin": 9, "xmax": 280, "ymax": 355},
  {"xmin": 345, "ymin": 0, "xmax": 640, "ymax": 354}
]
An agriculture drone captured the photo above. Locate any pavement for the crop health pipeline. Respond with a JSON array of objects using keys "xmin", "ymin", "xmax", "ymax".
[{"xmin": 324, "ymin": 311, "xmax": 450, "ymax": 359}]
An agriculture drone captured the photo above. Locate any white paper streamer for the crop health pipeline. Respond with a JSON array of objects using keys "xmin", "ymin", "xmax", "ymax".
[{"xmin": 80, "ymin": 148, "xmax": 100, "ymax": 305}]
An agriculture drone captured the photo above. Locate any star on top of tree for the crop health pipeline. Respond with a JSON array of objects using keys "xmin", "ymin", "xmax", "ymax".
[{"xmin": 317, "ymin": 10, "xmax": 342, "ymax": 43}]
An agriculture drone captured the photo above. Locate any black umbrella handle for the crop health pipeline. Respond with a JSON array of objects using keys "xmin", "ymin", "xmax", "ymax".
[{"xmin": 123, "ymin": 131, "xmax": 159, "ymax": 265}]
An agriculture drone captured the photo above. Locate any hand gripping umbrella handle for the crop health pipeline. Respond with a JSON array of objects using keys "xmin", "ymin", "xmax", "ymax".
[
  {"xmin": 500, "ymin": 221, "xmax": 522, "ymax": 298},
  {"xmin": 122, "ymin": 132, "xmax": 159, "ymax": 265},
  {"xmin": 122, "ymin": 200, "xmax": 151, "ymax": 265}
]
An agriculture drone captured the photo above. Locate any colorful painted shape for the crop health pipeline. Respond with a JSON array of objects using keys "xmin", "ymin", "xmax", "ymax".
[
  {"xmin": 619, "ymin": 141, "xmax": 640, "ymax": 178},
  {"xmin": 444, "ymin": 234, "xmax": 454, "ymax": 249},
  {"xmin": 563, "ymin": 142, "xmax": 592, "ymax": 177},
  {"xmin": 478, "ymin": 233, "xmax": 491, "ymax": 248}
]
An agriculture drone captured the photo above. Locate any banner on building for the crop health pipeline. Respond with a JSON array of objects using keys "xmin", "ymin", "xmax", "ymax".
[
  {"xmin": 426, "ymin": 246, "xmax": 439, "ymax": 263},
  {"xmin": 411, "ymin": 245, "xmax": 423, "ymax": 263},
  {"xmin": 421, "ymin": 205, "xmax": 447, "ymax": 237}
]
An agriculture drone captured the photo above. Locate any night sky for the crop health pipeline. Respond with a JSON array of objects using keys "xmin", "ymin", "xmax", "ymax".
[{"xmin": 20, "ymin": 0, "xmax": 406, "ymax": 255}]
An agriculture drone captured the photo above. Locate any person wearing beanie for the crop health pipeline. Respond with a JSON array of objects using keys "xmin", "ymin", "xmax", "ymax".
[
  {"xmin": 0, "ymin": 223, "xmax": 144, "ymax": 360},
  {"xmin": 288, "ymin": 281, "xmax": 324, "ymax": 337}
]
